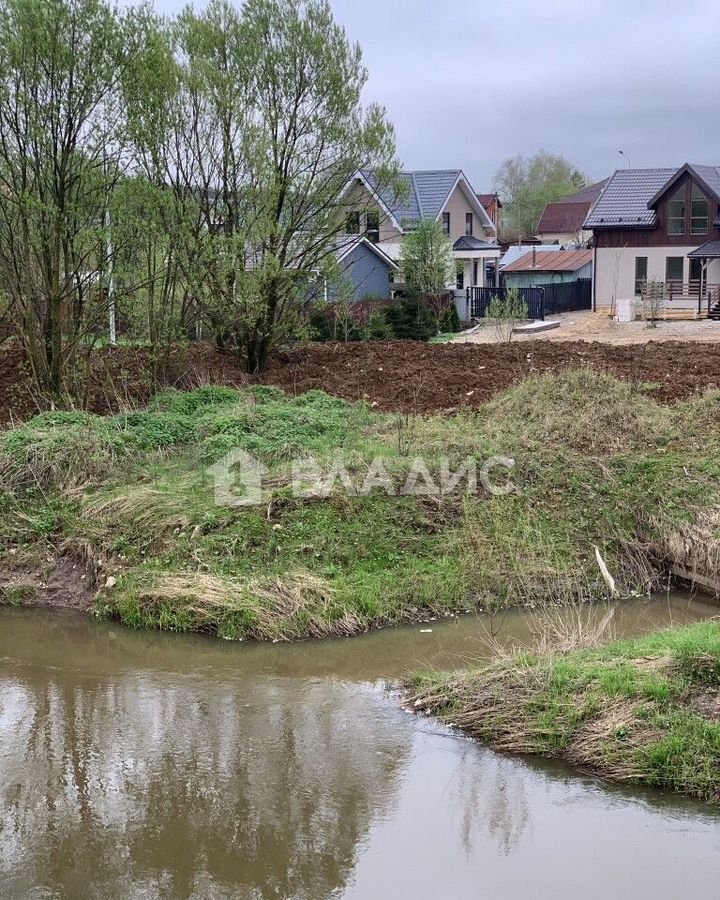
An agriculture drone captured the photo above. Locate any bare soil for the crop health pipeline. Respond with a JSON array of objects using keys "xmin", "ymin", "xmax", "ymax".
[
  {"xmin": 0, "ymin": 337, "xmax": 718, "ymax": 422},
  {"xmin": 0, "ymin": 558, "xmax": 95, "ymax": 611}
]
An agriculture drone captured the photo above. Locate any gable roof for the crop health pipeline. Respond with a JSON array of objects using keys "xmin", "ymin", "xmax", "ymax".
[
  {"xmin": 357, "ymin": 169, "xmax": 495, "ymax": 232},
  {"xmin": 502, "ymin": 248, "xmax": 592, "ymax": 273},
  {"xmin": 647, "ymin": 162, "xmax": 720, "ymax": 207},
  {"xmin": 536, "ymin": 178, "xmax": 610, "ymax": 234},
  {"xmin": 583, "ymin": 168, "xmax": 676, "ymax": 229},
  {"xmin": 477, "ymin": 192, "xmax": 502, "ymax": 210},
  {"xmin": 584, "ymin": 164, "xmax": 720, "ymax": 230},
  {"xmin": 335, "ymin": 235, "xmax": 398, "ymax": 269}
]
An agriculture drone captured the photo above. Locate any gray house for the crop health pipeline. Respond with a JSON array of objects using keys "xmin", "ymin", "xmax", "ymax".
[{"xmin": 309, "ymin": 236, "xmax": 398, "ymax": 303}]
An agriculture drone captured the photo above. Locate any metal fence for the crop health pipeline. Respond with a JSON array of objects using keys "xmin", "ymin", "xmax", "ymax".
[
  {"xmin": 466, "ymin": 286, "xmax": 545, "ymax": 321},
  {"xmin": 538, "ymin": 278, "xmax": 592, "ymax": 315}
]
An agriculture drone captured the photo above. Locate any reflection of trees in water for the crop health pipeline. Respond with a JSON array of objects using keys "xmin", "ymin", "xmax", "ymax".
[
  {"xmin": 0, "ymin": 674, "xmax": 409, "ymax": 899},
  {"xmin": 444, "ymin": 742, "xmax": 531, "ymax": 857}
]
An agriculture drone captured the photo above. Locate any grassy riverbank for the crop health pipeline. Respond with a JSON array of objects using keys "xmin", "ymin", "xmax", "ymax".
[
  {"xmin": 0, "ymin": 370, "xmax": 719, "ymax": 639},
  {"xmin": 408, "ymin": 621, "xmax": 720, "ymax": 802}
]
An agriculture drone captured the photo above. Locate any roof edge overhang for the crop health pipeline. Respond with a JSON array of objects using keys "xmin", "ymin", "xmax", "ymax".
[
  {"xmin": 338, "ymin": 171, "xmax": 404, "ymax": 234},
  {"xmin": 437, "ymin": 172, "xmax": 496, "ymax": 233},
  {"xmin": 647, "ymin": 162, "xmax": 720, "ymax": 208},
  {"xmin": 337, "ymin": 236, "xmax": 400, "ymax": 269},
  {"xmin": 687, "ymin": 241, "xmax": 720, "ymax": 260}
]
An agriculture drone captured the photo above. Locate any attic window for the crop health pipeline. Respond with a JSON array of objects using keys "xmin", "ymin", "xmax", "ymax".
[
  {"xmin": 667, "ymin": 185, "xmax": 685, "ymax": 235},
  {"xmin": 442, "ymin": 212, "xmax": 450, "ymax": 235},
  {"xmin": 366, "ymin": 210, "xmax": 380, "ymax": 243},
  {"xmin": 346, "ymin": 211, "xmax": 360, "ymax": 235},
  {"xmin": 691, "ymin": 183, "xmax": 709, "ymax": 235}
]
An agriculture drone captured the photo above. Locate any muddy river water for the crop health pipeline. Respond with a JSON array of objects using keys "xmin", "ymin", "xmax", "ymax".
[{"xmin": 1, "ymin": 595, "xmax": 719, "ymax": 899}]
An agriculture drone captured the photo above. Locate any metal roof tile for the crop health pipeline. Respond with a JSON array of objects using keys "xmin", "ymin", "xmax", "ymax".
[{"xmin": 583, "ymin": 168, "xmax": 675, "ymax": 229}]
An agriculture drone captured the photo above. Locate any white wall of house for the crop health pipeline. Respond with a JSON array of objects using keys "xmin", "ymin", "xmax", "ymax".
[
  {"xmin": 343, "ymin": 180, "xmax": 401, "ymax": 243},
  {"xmin": 594, "ymin": 246, "xmax": 720, "ymax": 308},
  {"xmin": 442, "ymin": 183, "xmax": 495, "ymax": 242}
]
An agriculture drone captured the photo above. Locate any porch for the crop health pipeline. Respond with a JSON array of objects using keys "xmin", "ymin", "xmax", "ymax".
[
  {"xmin": 644, "ymin": 282, "xmax": 720, "ymax": 319},
  {"xmin": 451, "ymin": 235, "xmax": 500, "ymax": 322}
]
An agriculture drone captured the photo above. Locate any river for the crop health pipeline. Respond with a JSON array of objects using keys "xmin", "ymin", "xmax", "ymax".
[{"xmin": 0, "ymin": 595, "xmax": 719, "ymax": 899}]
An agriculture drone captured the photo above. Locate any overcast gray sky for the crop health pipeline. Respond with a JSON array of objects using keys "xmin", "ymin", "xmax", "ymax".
[{"xmin": 152, "ymin": 0, "xmax": 720, "ymax": 190}]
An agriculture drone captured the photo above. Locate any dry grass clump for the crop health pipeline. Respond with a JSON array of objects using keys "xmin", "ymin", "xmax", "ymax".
[
  {"xmin": 408, "ymin": 620, "xmax": 720, "ymax": 802},
  {"xmin": 100, "ymin": 570, "xmax": 366, "ymax": 641},
  {"xmin": 480, "ymin": 368, "xmax": 667, "ymax": 454}
]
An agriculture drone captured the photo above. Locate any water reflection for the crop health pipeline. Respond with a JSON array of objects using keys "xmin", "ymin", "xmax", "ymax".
[
  {"xmin": 0, "ymin": 598, "xmax": 719, "ymax": 900},
  {"xmin": 1, "ymin": 670, "xmax": 408, "ymax": 899}
]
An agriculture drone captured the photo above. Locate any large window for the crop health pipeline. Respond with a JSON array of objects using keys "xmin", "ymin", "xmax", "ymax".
[
  {"xmin": 466, "ymin": 213, "xmax": 473, "ymax": 236},
  {"xmin": 346, "ymin": 211, "xmax": 360, "ymax": 235},
  {"xmin": 365, "ymin": 210, "xmax": 379, "ymax": 243},
  {"xmin": 691, "ymin": 183, "xmax": 709, "ymax": 235},
  {"xmin": 667, "ymin": 185, "xmax": 685, "ymax": 235},
  {"xmin": 634, "ymin": 256, "xmax": 648, "ymax": 296},
  {"xmin": 442, "ymin": 212, "xmax": 450, "ymax": 235},
  {"xmin": 666, "ymin": 256, "xmax": 684, "ymax": 284}
]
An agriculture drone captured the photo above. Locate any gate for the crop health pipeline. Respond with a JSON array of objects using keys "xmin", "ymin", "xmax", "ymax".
[{"xmin": 466, "ymin": 286, "xmax": 545, "ymax": 321}]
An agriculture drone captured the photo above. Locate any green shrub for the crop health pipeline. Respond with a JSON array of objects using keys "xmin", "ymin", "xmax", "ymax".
[
  {"xmin": 149, "ymin": 385, "xmax": 243, "ymax": 415},
  {"xmin": 382, "ymin": 296, "xmax": 437, "ymax": 340},
  {"xmin": 109, "ymin": 412, "xmax": 196, "ymax": 449},
  {"xmin": 27, "ymin": 410, "xmax": 103, "ymax": 428}
]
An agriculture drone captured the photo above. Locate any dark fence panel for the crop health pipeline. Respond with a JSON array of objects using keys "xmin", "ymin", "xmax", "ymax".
[
  {"xmin": 467, "ymin": 286, "xmax": 545, "ymax": 321},
  {"xmin": 537, "ymin": 278, "xmax": 592, "ymax": 314}
]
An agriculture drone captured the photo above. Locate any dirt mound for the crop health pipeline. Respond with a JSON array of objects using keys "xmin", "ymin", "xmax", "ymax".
[
  {"xmin": 0, "ymin": 338, "xmax": 717, "ymax": 423},
  {"xmin": 262, "ymin": 339, "xmax": 720, "ymax": 412}
]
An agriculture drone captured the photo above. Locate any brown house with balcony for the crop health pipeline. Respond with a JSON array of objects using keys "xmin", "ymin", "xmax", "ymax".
[{"xmin": 584, "ymin": 163, "xmax": 720, "ymax": 317}]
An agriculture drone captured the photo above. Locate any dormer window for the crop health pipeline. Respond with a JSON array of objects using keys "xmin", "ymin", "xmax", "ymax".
[
  {"xmin": 667, "ymin": 185, "xmax": 685, "ymax": 235},
  {"xmin": 691, "ymin": 183, "xmax": 709, "ymax": 235}
]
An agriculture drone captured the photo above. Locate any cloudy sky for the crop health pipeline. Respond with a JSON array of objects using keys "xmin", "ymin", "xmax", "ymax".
[{"xmin": 152, "ymin": 0, "xmax": 720, "ymax": 190}]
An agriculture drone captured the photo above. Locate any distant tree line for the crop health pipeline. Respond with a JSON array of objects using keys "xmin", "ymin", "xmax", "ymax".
[
  {"xmin": 494, "ymin": 150, "xmax": 586, "ymax": 242},
  {"xmin": 0, "ymin": 0, "xmax": 398, "ymax": 394}
]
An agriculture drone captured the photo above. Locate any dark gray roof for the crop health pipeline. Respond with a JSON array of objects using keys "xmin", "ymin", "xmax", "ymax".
[
  {"xmin": 648, "ymin": 163, "xmax": 720, "ymax": 207},
  {"xmin": 453, "ymin": 235, "xmax": 499, "ymax": 251},
  {"xmin": 361, "ymin": 169, "xmax": 467, "ymax": 228},
  {"xmin": 688, "ymin": 240, "xmax": 720, "ymax": 259},
  {"xmin": 583, "ymin": 168, "xmax": 675, "ymax": 229},
  {"xmin": 686, "ymin": 164, "xmax": 720, "ymax": 202}
]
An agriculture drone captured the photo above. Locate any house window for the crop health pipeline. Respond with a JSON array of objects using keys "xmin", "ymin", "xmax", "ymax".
[
  {"xmin": 665, "ymin": 256, "xmax": 684, "ymax": 284},
  {"xmin": 634, "ymin": 257, "xmax": 648, "ymax": 296},
  {"xmin": 442, "ymin": 212, "xmax": 450, "ymax": 235},
  {"xmin": 365, "ymin": 210, "xmax": 380, "ymax": 243},
  {"xmin": 346, "ymin": 211, "xmax": 360, "ymax": 235},
  {"xmin": 691, "ymin": 183, "xmax": 709, "ymax": 235},
  {"xmin": 472, "ymin": 260, "xmax": 479, "ymax": 285},
  {"xmin": 667, "ymin": 185, "xmax": 685, "ymax": 235},
  {"xmin": 456, "ymin": 264, "xmax": 464, "ymax": 290},
  {"xmin": 466, "ymin": 213, "xmax": 473, "ymax": 236}
]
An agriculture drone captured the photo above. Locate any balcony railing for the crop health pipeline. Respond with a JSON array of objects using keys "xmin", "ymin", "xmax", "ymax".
[{"xmin": 640, "ymin": 282, "xmax": 720, "ymax": 316}]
